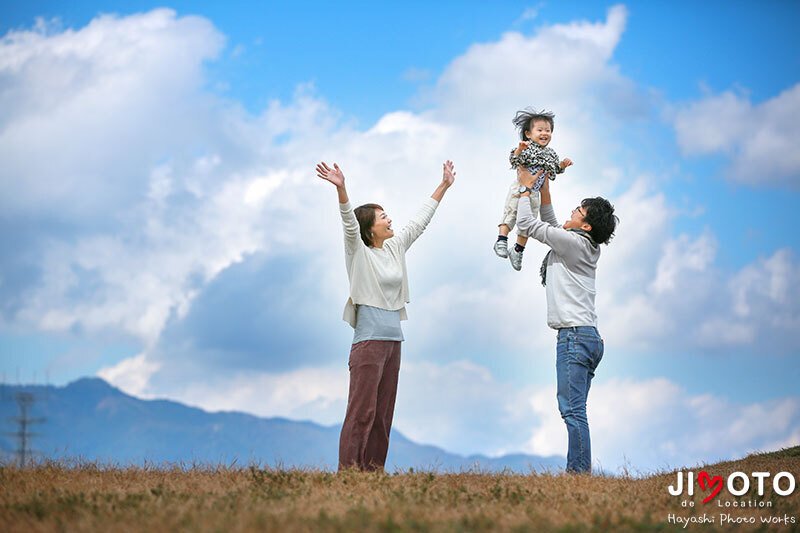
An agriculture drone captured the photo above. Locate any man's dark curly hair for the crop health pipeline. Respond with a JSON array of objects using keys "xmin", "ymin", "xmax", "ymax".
[
  {"xmin": 581, "ymin": 197, "xmax": 619, "ymax": 245},
  {"xmin": 512, "ymin": 108, "xmax": 556, "ymax": 140}
]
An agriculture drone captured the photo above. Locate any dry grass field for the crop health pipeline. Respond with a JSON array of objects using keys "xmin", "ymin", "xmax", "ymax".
[{"xmin": 2, "ymin": 447, "xmax": 798, "ymax": 532}]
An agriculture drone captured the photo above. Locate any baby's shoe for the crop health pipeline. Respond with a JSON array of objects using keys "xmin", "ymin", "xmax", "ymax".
[
  {"xmin": 493, "ymin": 239, "xmax": 508, "ymax": 258},
  {"xmin": 508, "ymin": 246, "xmax": 524, "ymax": 271}
]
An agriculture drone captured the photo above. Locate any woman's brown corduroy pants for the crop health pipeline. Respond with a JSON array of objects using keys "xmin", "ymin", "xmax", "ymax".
[{"xmin": 338, "ymin": 340, "xmax": 401, "ymax": 471}]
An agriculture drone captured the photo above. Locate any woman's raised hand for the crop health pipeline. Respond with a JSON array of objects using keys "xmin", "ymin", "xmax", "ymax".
[
  {"xmin": 431, "ymin": 160, "xmax": 456, "ymax": 203},
  {"xmin": 442, "ymin": 160, "xmax": 456, "ymax": 188},
  {"xmin": 316, "ymin": 162, "xmax": 345, "ymax": 189}
]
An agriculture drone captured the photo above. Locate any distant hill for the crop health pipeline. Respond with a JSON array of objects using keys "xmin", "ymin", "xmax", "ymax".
[{"xmin": 0, "ymin": 378, "xmax": 563, "ymax": 472}]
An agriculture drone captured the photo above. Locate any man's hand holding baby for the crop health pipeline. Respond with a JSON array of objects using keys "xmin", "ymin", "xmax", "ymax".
[{"xmin": 517, "ymin": 167, "xmax": 545, "ymax": 189}]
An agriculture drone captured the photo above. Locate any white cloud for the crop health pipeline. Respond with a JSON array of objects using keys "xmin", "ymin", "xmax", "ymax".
[
  {"xmin": 691, "ymin": 248, "xmax": 800, "ymax": 346},
  {"xmin": 514, "ymin": 4, "xmax": 544, "ymax": 26},
  {"xmin": 157, "ymin": 366, "xmax": 349, "ymax": 425},
  {"xmin": 545, "ymin": 4, "xmax": 627, "ymax": 55},
  {"xmin": 0, "ymin": 10, "xmax": 227, "ymax": 217},
  {"xmin": 597, "ymin": 178, "xmax": 800, "ymax": 351},
  {"xmin": 673, "ymin": 83, "xmax": 800, "ymax": 186},
  {"xmin": 730, "ymin": 249, "xmax": 799, "ymax": 321},
  {"xmin": 14, "ymin": 168, "xmax": 275, "ymax": 343},
  {"xmin": 651, "ymin": 231, "xmax": 717, "ymax": 294},
  {"xmin": 97, "ymin": 352, "xmax": 160, "ymax": 397},
  {"xmin": 605, "ymin": 239, "xmax": 800, "ymax": 351},
  {"xmin": 0, "ymin": 11, "xmax": 339, "ymax": 344},
  {"xmin": 430, "ymin": 4, "xmax": 633, "ymax": 129},
  {"xmin": 395, "ymin": 361, "xmax": 536, "ymax": 456}
]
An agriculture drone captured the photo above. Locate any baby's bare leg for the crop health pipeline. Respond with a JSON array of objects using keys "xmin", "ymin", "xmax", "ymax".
[
  {"xmin": 498, "ymin": 224, "xmax": 510, "ymax": 237},
  {"xmin": 516, "ymin": 234, "xmax": 529, "ymax": 247}
]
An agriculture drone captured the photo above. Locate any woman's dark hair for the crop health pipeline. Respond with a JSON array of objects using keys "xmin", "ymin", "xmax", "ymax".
[
  {"xmin": 354, "ymin": 203, "xmax": 383, "ymax": 247},
  {"xmin": 513, "ymin": 108, "xmax": 556, "ymax": 140},
  {"xmin": 581, "ymin": 197, "xmax": 619, "ymax": 245}
]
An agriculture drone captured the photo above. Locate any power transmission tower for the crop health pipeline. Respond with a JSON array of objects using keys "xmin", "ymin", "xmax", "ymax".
[{"xmin": 6, "ymin": 392, "xmax": 45, "ymax": 467}]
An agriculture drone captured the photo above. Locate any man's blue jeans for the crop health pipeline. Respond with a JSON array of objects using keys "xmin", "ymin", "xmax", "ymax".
[{"xmin": 556, "ymin": 326, "xmax": 604, "ymax": 473}]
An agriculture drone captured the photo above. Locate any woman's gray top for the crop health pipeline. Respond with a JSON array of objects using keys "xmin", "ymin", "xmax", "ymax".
[{"xmin": 352, "ymin": 304, "xmax": 404, "ymax": 344}]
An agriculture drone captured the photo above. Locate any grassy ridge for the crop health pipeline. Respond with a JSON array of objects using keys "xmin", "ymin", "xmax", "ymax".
[{"xmin": 1, "ymin": 447, "xmax": 798, "ymax": 532}]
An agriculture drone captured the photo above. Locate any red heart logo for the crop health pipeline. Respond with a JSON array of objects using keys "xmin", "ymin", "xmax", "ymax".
[{"xmin": 697, "ymin": 471, "xmax": 724, "ymax": 504}]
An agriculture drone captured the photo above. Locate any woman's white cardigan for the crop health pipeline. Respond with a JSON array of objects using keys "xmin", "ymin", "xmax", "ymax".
[{"xmin": 339, "ymin": 198, "xmax": 439, "ymax": 328}]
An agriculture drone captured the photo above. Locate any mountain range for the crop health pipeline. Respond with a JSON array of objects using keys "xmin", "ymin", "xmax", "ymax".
[{"xmin": 0, "ymin": 377, "xmax": 563, "ymax": 472}]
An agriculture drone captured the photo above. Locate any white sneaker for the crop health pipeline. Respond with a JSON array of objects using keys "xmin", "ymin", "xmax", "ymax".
[
  {"xmin": 508, "ymin": 246, "xmax": 523, "ymax": 271},
  {"xmin": 493, "ymin": 239, "xmax": 508, "ymax": 258}
]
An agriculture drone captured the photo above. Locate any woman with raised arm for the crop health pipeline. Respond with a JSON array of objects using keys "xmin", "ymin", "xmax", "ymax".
[{"xmin": 316, "ymin": 160, "xmax": 456, "ymax": 471}]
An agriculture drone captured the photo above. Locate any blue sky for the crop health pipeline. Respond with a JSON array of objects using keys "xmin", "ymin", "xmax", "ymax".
[{"xmin": 1, "ymin": 1, "xmax": 798, "ymax": 472}]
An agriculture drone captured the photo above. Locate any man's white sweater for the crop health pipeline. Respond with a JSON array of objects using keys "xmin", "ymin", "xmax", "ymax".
[{"xmin": 517, "ymin": 199, "xmax": 601, "ymax": 329}]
